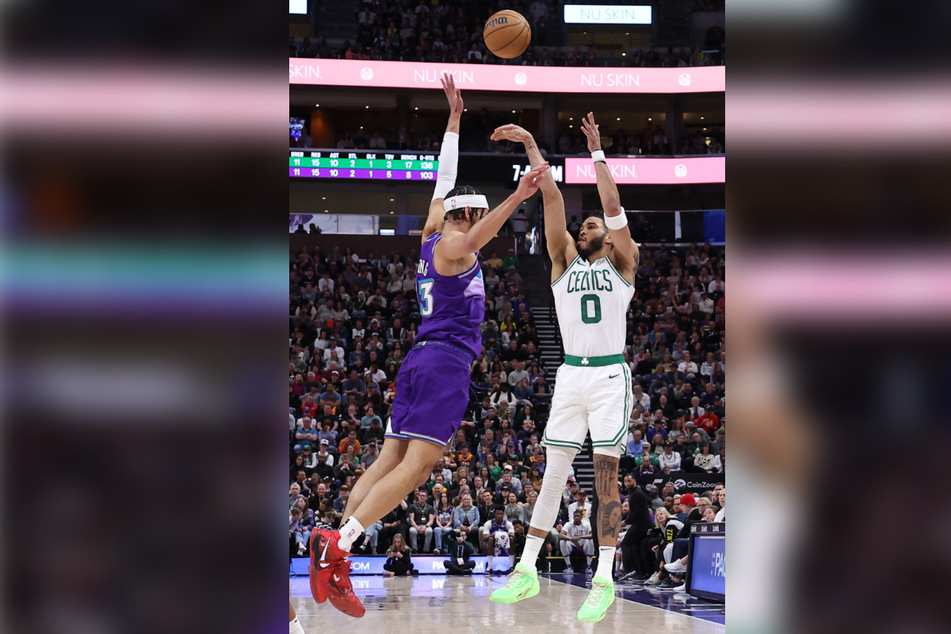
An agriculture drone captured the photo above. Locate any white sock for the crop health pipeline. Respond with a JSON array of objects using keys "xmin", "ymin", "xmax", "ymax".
[
  {"xmin": 487, "ymin": 555, "xmax": 493, "ymax": 570},
  {"xmin": 596, "ymin": 547, "xmax": 615, "ymax": 580},
  {"xmin": 290, "ymin": 616, "xmax": 306, "ymax": 634},
  {"xmin": 337, "ymin": 517, "xmax": 365, "ymax": 552},
  {"xmin": 520, "ymin": 535, "xmax": 544, "ymax": 568}
]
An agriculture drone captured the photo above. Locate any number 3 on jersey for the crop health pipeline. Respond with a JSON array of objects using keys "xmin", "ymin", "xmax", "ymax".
[
  {"xmin": 417, "ymin": 278, "xmax": 435, "ymax": 316},
  {"xmin": 580, "ymin": 293, "xmax": 601, "ymax": 324}
]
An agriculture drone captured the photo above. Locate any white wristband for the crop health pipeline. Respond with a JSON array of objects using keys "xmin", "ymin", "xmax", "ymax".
[
  {"xmin": 591, "ymin": 150, "xmax": 606, "ymax": 163},
  {"xmin": 604, "ymin": 208, "xmax": 628, "ymax": 230}
]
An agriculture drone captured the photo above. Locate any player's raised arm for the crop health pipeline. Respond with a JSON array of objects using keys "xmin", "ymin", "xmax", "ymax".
[
  {"xmin": 422, "ymin": 73, "xmax": 464, "ymax": 242},
  {"xmin": 580, "ymin": 112, "xmax": 639, "ymax": 280},
  {"xmin": 437, "ymin": 163, "xmax": 549, "ymax": 261},
  {"xmin": 490, "ymin": 124, "xmax": 575, "ymax": 274}
]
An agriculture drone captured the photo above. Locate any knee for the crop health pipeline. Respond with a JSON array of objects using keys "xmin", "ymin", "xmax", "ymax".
[{"xmin": 415, "ymin": 466, "xmax": 433, "ymax": 486}]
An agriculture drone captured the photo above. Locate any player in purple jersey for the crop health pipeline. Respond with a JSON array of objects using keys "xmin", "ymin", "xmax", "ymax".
[{"xmin": 309, "ymin": 73, "xmax": 549, "ymax": 617}]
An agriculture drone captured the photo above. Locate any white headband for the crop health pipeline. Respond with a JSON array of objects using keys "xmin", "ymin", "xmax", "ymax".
[{"xmin": 444, "ymin": 195, "xmax": 489, "ymax": 213}]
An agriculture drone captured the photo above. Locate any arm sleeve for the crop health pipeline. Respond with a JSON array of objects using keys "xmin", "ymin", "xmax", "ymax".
[{"xmin": 431, "ymin": 131, "xmax": 459, "ymax": 201}]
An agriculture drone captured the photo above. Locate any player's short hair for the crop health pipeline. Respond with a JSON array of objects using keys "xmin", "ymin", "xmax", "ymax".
[{"xmin": 444, "ymin": 185, "xmax": 488, "ymax": 222}]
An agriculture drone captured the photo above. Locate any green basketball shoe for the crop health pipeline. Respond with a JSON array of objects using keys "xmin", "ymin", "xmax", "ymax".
[
  {"xmin": 489, "ymin": 562, "xmax": 540, "ymax": 604},
  {"xmin": 577, "ymin": 577, "xmax": 615, "ymax": 623}
]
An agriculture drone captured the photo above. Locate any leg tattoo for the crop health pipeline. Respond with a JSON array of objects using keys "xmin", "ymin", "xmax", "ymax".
[{"xmin": 593, "ymin": 456, "xmax": 622, "ymax": 542}]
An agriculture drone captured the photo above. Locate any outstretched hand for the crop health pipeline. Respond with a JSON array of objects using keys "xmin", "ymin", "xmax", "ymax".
[
  {"xmin": 490, "ymin": 123, "xmax": 532, "ymax": 144},
  {"xmin": 514, "ymin": 163, "xmax": 549, "ymax": 200},
  {"xmin": 441, "ymin": 73, "xmax": 464, "ymax": 117},
  {"xmin": 580, "ymin": 112, "xmax": 601, "ymax": 152}
]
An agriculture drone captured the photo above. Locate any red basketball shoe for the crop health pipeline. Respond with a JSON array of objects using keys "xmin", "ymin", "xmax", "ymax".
[
  {"xmin": 309, "ymin": 528, "xmax": 350, "ymax": 603},
  {"xmin": 308, "ymin": 561, "xmax": 333, "ymax": 604},
  {"xmin": 308, "ymin": 529, "xmax": 364, "ymax": 617},
  {"xmin": 325, "ymin": 559, "xmax": 366, "ymax": 618}
]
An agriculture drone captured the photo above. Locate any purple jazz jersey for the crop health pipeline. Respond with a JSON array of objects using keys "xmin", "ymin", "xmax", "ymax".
[
  {"xmin": 386, "ymin": 233, "xmax": 484, "ymax": 447},
  {"xmin": 387, "ymin": 342, "xmax": 473, "ymax": 446},
  {"xmin": 414, "ymin": 232, "xmax": 485, "ymax": 360}
]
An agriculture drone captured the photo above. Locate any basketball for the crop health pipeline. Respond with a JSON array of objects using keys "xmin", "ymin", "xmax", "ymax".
[{"xmin": 483, "ymin": 10, "xmax": 531, "ymax": 59}]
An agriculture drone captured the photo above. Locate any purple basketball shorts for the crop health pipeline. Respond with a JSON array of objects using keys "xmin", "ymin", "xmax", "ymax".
[{"xmin": 387, "ymin": 340, "xmax": 473, "ymax": 447}]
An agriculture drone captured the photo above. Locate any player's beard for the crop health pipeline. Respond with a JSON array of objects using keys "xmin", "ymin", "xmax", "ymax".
[{"xmin": 577, "ymin": 233, "xmax": 604, "ymax": 259}]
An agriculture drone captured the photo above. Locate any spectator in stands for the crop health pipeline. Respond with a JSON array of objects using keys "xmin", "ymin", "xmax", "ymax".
[
  {"xmin": 635, "ymin": 444, "xmax": 658, "ymax": 469},
  {"xmin": 294, "ymin": 416, "xmax": 319, "ymax": 452},
  {"xmin": 340, "ymin": 402, "xmax": 361, "ymax": 430},
  {"xmin": 495, "ymin": 466, "xmax": 523, "ymax": 498},
  {"xmin": 512, "ymin": 376, "xmax": 533, "ymax": 405},
  {"xmin": 360, "ymin": 440, "xmax": 380, "ymax": 469},
  {"xmin": 694, "ymin": 442, "xmax": 721, "ymax": 473},
  {"xmin": 320, "ymin": 382, "xmax": 342, "ymax": 412},
  {"xmin": 559, "ymin": 509, "xmax": 594, "ymax": 572},
  {"xmin": 331, "ymin": 484, "xmax": 350, "ymax": 513},
  {"xmin": 293, "ymin": 496, "xmax": 316, "ymax": 556},
  {"xmin": 361, "ymin": 417, "xmax": 385, "ymax": 446},
  {"xmin": 697, "ymin": 407, "xmax": 720, "ymax": 437},
  {"xmin": 342, "ymin": 369, "xmax": 366, "ymax": 404},
  {"xmin": 289, "ymin": 482, "xmax": 306, "ymax": 511},
  {"xmin": 453, "ymin": 493, "xmax": 481, "ymax": 550},
  {"xmin": 338, "ymin": 429, "xmax": 361, "ymax": 456},
  {"xmin": 642, "ymin": 507, "xmax": 684, "ymax": 586},
  {"xmin": 504, "ymin": 491, "xmax": 526, "ymax": 526},
  {"xmin": 658, "ymin": 440, "xmax": 683, "ymax": 473},
  {"xmin": 567, "ymin": 489, "xmax": 592, "ymax": 520},
  {"xmin": 483, "ymin": 506, "xmax": 516, "ymax": 574},
  {"xmin": 315, "ymin": 437, "xmax": 334, "ymax": 464},
  {"xmin": 713, "ymin": 488, "xmax": 726, "ymax": 521},
  {"xmin": 378, "ymin": 499, "xmax": 409, "ymax": 553},
  {"xmin": 383, "ymin": 533, "xmax": 414, "ymax": 577},
  {"xmin": 359, "ymin": 403, "xmax": 382, "ymax": 429},
  {"xmin": 636, "ymin": 455, "xmax": 657, "ymax": 481},
  {"xmin": 408, "ymin": 488, "xmax": 436, "ymax": 553},
  {"xmin": 333, "ymin": 452, "xmax": 357, "ymax": 486},
  {"xmin": 687, "ymin": 395, "xmax": 704, "ymax": 421},
  {"xmin": 443, "ymin": 529, "xmax": 476, "ymax": 575},
  {"xmin": 711, "ymin": 427, "xmax": 726, "ymax": 454},
  {"xmin": 433, "ymin": 490, "xmax": 455, "ymax": 554}
]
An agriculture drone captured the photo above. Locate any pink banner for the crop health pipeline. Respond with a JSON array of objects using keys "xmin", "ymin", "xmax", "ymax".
[
  {"xmin": 289, "ymin": 59, "xmax": 724, "ymax": 94},
  {"xmin": 564, "ymin": 157, "xmax": 724, "ymax": 184}
]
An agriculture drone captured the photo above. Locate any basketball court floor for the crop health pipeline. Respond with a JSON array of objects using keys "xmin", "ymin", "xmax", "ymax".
[{"xmin": 291, "ymin": 573, "xmax": 725, "ymax": 633}]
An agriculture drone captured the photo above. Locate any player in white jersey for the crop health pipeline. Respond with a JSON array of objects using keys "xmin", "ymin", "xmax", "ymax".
[{"xmin": 489, "ymin": 114, "xmax": 639, "ymax": 624}]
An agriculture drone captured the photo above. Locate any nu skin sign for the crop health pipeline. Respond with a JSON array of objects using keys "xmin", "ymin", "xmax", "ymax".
[{"xmin": 563, "ymin": 5, "xmax": 653, "ymax": 25}]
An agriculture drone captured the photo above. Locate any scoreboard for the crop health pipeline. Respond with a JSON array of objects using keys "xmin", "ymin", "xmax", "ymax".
[{"xmin": 289, "ymin": 149, "xmax": 568, "ymax": 184}]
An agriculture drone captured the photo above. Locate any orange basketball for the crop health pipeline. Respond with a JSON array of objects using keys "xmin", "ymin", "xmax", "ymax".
[{"xmin": 483, "ymin": 10, "xmax": 531, "ymax": 59}]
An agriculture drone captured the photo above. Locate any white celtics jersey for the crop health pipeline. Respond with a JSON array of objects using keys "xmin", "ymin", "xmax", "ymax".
[{"xmin": 552, "ymin": 255, "xmax": 634, "ymax": 358}]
